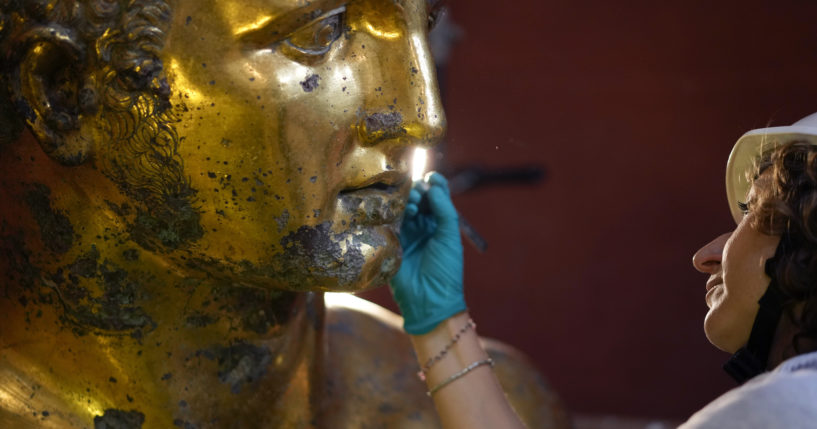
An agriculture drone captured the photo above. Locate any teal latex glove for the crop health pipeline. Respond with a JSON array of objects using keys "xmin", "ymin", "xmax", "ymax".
[{"xmin": 390, "ymin": 172, "xmax": 466, "ymax": 335}]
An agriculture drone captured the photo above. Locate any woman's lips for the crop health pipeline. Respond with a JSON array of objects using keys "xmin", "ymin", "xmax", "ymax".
[
  {"xmin": 706, "ymin": 278, "xmax": 723, "ymax": 293},
  {"xmin": 705, "ymin": 278, "xmax": 723, "ymax": 306}
]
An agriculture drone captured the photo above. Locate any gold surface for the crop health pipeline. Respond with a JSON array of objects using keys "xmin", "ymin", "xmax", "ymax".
[{"xmin": 0, "ymin": 1, "xmax": 568, "ymax": 427}]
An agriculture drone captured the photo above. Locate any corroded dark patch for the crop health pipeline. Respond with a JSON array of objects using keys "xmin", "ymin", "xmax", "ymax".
[
  {"xmin": 105, "ymin": 201, "xmax": 133, "ymax": 217},
  {"xmin": 280, "ymin": 222, "xmax": 344, "ymax": 276},
  {"xmin": 93, "ymin": 409, "xmax": 145, "ymax": 429},
  {"xmin": 59, "ymin": 258, "xmax": 155, "ymax": 335},
  {"xmin": 69, "ymin": 245, "xmax": 100, "ymax": 278},
  {"xmin": 199, "ymin": 343, "xmax": 272, "ymax": 394},
  {"xmin": 338, "ymin": 192, "xmax": 402, "ymax": 225},
  {"xmin": 24, "ymin": 183, "xmax": 74, "ymax": 254},
  {"xmin": 340, "ymin": 195, "xmax": 363, "ymax": 214},
  {"xmin": 129, "ymin": 202, "xmax": 203, "ymax": 251},
  {"xmin": 170, "ymin": 268, "xmax": 298, "ymax": 334},
  {"xmin": 173, "ymin": 419, "xmax": 199, "ymax": 429},
  {"xmin": 299, "ymin": 73, "xmax": 320, "ymax": 92},
  {"xmin": 1, "ymin": 229, "xmax": 40, "ymax": 291},
  {"xmin": 122, "ymin": 248, "xmax": 140, "ymax": 261},
  {"xmin": 275, "ymin": 209, "xmax": 290, "ymax": 233},
  {"xmin": 184, "ymin": 311, "xmax": 218, "ymax": 328},
  {"xmin": 260, "ymin": 221, "xmax": 392, "ymax": 288},
  {"xmin": 363, "ymin": 112, "xmax": 406, "ymax": 140},
  {"xmin": 210, "ymin": 281, "xmax": 295, "ymax": 334}
]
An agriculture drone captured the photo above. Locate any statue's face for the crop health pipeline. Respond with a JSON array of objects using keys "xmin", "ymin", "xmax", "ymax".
[{"xmin": 155, "ymin": 0, "xmax": 445, "ymax": 291}]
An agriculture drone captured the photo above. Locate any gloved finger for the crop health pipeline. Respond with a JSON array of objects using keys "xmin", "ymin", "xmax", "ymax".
[
  {"xmin": 408, "ymin": 188, "xmax": 422, "ymax": 205},
  {"xmin": 404, "ymin": 203, "xmax": 418, "ymax": 217},
  {"xmin": 426, "ymin": 172, "xmax": 450, "ymax": 195},
  {"xmin": 427, "ymin": 184, "xmax": 459, "ymax": 234}
]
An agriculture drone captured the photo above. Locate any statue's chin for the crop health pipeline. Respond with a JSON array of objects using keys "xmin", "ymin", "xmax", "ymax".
[
  {"xmin": 185, "ymin": 223, "xmax": 402, "ymax": 293},
  {"xmin": 275, "ymin": 224, "xmax": 402, "ymax": 293}
]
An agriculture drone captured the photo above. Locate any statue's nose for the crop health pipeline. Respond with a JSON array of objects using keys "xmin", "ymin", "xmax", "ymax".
[
  {"xmin": 398, "ymin": 29, "xmax": 447, "ymax": 148},
  {"xmin": 356, "ymin": 19, "xmax": 446, "ymax": 149}
]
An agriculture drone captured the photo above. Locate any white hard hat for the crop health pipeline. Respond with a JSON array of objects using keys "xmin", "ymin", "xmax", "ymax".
[{"xmin": 725, "ymin": 112, "xmax": 817, "ymax": 224}]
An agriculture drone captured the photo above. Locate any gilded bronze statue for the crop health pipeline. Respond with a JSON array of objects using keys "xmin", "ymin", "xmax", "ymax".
[{"xmin": 0, "ymin": 1, "xmax": 568, "ymax": 427}]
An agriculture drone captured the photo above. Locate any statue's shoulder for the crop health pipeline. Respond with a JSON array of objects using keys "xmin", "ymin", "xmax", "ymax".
[
  {"xmin": 323, "ymin": 294, "xmax": 571, "ymax": 429},
  {"xmin": 481, "ymin": 337, "xmax": 572, "ymax": 428},
  {"xmin": 322, "ymin": 293, "xmax": 439, "ymax": 428},
  {"xmin": 0, "ymin": 353, "xmax": 89, "ymax": 428}
]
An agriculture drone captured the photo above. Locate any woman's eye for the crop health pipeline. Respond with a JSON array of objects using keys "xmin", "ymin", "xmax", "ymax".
[
  {"xmin": 284, "ymin": 7, "xmax": 345, "ymax": 55},
  {"xmin": 737, "ymin": 201, "xmax": 749, "ymax": 215}
]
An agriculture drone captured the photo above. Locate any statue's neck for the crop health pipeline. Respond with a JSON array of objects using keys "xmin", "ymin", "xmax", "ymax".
[
  {"xmin": 0, "ymin": 136, "xmax": 330, "ymax": 425},
  {"xmin": 0, "ymin": 246, "xmax": 326, "ymax": 424}
]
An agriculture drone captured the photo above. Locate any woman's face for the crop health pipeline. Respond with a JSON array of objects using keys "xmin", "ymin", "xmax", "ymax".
[{"xmin": 692, "ymin": 178, "xmax": 781, "ymax": 353}]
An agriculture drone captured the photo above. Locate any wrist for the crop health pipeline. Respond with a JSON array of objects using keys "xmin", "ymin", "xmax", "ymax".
[
  {"xmin": 402, "ymin": 300, "xmax": 468, "ymax": 335},
  {"xmin": 411, "ymin": 311, "xmax": 471, "ymax": 342},
  {"xmin": 411, "ymin": 312, "xmax": 473, "ymax": 366},
  {"xmin": 410, "ymin": 312, "xmax": 489, "ymax": 385}
]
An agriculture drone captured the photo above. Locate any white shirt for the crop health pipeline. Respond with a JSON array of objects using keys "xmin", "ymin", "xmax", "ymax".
[{"xmin": 680, "ymin": 351, "xmax": 817, "ymax": 429}]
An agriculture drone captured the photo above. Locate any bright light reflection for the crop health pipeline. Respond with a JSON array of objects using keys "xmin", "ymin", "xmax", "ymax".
[
  {"xmin": 411, "ymin": 34, "xmax": 445, "ymax": 131},
  {"xmin": 271, "ymin": 60, "xmax": 312, "ymax": 88},
  {"xmin": 235, "ymin": 15, "xmax": 273, "ymax": 37},
  {"xmin": 82, "ymin": 401, "xmax": 105, "ymax": 422},
  {"xmin": 243, "ymin": 62, "xmax": 265, "ymax": 84},
  {"xmin": 411, "ymin": 147, "xmax": 428, "ymax": 181},
  {"xmin": 364, "ymin": 21, "xmax": 401, "ymax": 39},
  {"xmin": 167, "ymin": 59, "xmax": 202, "ymax": 102},
  {"xmin": 324, "ymin": 293, "xmax": 403, "ymax": 327}
]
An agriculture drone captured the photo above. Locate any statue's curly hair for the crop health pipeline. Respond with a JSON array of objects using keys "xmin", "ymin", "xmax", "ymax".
[
  {"xmin": 0, "ymin": 0, "xmax": 171, "ymax": 144},
  {"xmin": 750, "ymin": 140, "xmax": 817, "ymax": 355},
  {"xmin": 0, "ymin": 0, "xmax": 202, "ymax": 249}
]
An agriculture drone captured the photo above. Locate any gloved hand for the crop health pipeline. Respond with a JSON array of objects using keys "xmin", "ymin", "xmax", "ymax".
[{"xmin": 390, "ymin": 172, "xmax": 466, "ymax": 335}]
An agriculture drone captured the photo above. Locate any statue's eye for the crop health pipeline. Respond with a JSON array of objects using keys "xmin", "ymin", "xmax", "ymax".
[{"xmin": 284, "ymin": 7, "xmax": 345, "ymax": 55}]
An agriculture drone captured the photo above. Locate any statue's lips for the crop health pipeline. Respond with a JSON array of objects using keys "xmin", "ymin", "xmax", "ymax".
[{"xmin": 337, "ymin": 182, "xmax": 407, "ymax": 226}]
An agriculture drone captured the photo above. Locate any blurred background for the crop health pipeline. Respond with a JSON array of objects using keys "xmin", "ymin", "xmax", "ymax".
[{"xmin": 359, "ymin": 0, "xmax": 817, "ymax": 425}]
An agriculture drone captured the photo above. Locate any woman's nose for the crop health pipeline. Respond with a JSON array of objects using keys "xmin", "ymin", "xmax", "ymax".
[{"xmin": 692, "ymin": 232, "xmax": 731, "ymax": 274}]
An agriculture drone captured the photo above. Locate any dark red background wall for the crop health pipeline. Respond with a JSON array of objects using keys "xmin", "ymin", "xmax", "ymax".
[{"xmin": 360, "ymin": 0, "xmax": 817, "ymax": 420}]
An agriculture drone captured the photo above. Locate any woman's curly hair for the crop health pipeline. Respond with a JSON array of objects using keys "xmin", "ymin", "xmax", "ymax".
[{"xmin": 750, "ymin": 140, "xmax": 817, "ymax": 355}]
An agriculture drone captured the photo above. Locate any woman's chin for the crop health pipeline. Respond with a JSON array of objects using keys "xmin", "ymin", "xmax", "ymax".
[{"xmin": 704, "ymin": 310, "xmax": 748, "ymax": 354}]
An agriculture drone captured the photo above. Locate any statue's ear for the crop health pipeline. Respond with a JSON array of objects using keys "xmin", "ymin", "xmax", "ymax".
[{"xmin": 9, "ymin": 24, "xmax": 98, "ymax": 166}]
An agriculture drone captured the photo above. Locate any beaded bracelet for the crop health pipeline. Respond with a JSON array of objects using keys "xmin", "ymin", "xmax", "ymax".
[
  {"xmin": 427, "ymin": 358, "xmax": 494, "ymax": 396},
  {"xmin": 417, "ymin": 318, "xmax": 476, "ymax": 381}
]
